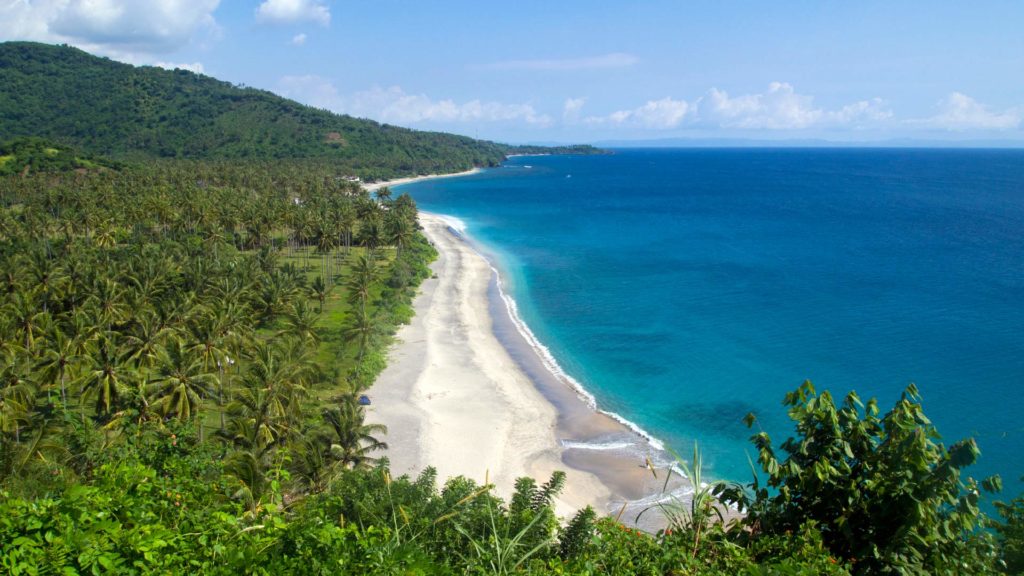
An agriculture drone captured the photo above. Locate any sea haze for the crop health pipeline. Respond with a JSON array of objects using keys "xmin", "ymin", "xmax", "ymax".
[{"xmin": 398, "ymin": 148, "xmax": 1024, "ymax": 494}]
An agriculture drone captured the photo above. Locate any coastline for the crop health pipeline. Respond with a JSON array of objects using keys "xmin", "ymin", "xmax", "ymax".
[
  {"xmin": 363, "ymin": 167, "xmax": 482, "ymax": 192},
  {"xmin": 367, "ymin": 210, "xmax": 690, "ymax": 526}
]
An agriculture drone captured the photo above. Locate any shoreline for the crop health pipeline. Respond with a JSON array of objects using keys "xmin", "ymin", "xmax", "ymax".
[
  {"xmin": 363, "ymin": 167, "xmax": 483, "ymax": 192},
  {"xmin": 367, "ymin": 210, "xmax": 690, "ymax": 527}
]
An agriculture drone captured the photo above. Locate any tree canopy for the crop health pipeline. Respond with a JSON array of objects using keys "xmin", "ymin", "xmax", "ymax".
[{"xmin": 0, "ymin": 42, "xmax": 603, "ymax": 181}]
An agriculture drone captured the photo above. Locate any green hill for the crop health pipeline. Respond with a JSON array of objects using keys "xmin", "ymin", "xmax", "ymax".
[
  {"xmin": 0, "ymin": 136, "xmax": 122, "ymax": 176},
  {"xmin": 0, "ymin": 42, "xmax": 596, "ymax": 179}
]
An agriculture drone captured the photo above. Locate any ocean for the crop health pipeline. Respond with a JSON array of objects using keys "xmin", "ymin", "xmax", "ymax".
[{"xmin": 396, "ymin": 148, "xmax": 1024, "ymax": 497}]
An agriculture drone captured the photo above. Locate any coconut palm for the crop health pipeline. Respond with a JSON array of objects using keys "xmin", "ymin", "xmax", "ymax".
[
  {"xmin": 346, "ymin": 253, "xmax": 380, "ymax": 316},
  {"xmin": 279, "ymin": 300, "xmax": 321, "ymax": 346},
  {"xmin": 310, "ymin": 275, "xmax": 330, "ymax": 314},
  {"xmin": 35, "ymin": 326, "xmax": 81, "ymax": 408},
  {"xmin": 147, "ymin": 339, "xmax": 218, "ymax": 424},
  {"xmin": 322, "ymin": 397, "xmax": 387, "ymax": 470},
  {"xmin": 77, "ymin": 334, "xmax": 134, "ymax": 417},
  {"xmin": 343, "ymin": 307, "xmax": 380, "ymax": 363},
  {"xmin": 388, "ymin": 211, "xmax": 415, "ymax": 257},
  {"xmin": 0, "ymin": 348, "xmax": 35, "ymax": 444},
  {"xmin": 5, "ymin": 291, "xmax": 50, "ymax": 349}
]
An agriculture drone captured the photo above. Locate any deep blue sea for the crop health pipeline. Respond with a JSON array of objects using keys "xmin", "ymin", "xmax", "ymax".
[{"xmin": 398, "ymin": 148, "xmax": 1024, "ymax": 495}]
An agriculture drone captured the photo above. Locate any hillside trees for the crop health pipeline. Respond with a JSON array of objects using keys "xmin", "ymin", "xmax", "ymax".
[{"xmin": 0, "ymin": 160, "xmax": 424, "ymax": 506}]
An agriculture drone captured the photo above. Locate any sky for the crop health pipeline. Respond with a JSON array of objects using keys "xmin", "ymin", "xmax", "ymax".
[{"xmin": 3, "ymin": 0, "xmax": 1023, "ymax": 144}]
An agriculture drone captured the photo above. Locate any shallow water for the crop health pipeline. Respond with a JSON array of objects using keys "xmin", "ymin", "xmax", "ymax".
[{"xmin": 398, "ymin": 148, "xmax": 1024, "ymax": 497}]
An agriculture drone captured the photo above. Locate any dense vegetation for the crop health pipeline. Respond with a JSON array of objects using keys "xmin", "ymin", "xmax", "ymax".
[
  {"xmin": 0, "ymin": 137, "xmax": 123, "ymax": 176},
  {"xmin": 0, "ymin": 161, "xmax": 1020, "ymax": 574},
  {"xmin": 0, "ymin": 44, "xmax": 1020, "ymax": 572},
  {"xmin": 0, "ymin": 42, "xmax": 602, "ymax": 181}
]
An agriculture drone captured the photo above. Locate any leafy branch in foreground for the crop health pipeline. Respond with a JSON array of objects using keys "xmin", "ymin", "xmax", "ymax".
[{"xmin": 716, "ymin": 380, "xmax": 1002, "ymax": 574}]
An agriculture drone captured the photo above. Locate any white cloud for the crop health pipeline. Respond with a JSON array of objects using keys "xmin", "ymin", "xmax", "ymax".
[
  {"xmin": 909, "ymin": 92, "xmax": 1020, "ymax": 130},
  {"xmin": 350, "ymin": 86, "xmax": 552, "ymax": 126},
  {"xmin": 586, "ymin": 97, "xmax": 692, "ymax": 129},
  {"xmin": 256, "ymin": 0, "xmax": 330, "ymax": 26},
  {"xmin": 563, "ymin": 97, "xmax": 586, "ymax": 121},
  {"xmin": 154, "ymin": 61, "xmax": 204, "ymax": 74},
  {"xmin": 698, "ymin": 82, "xmax": 890, "ymax": 129},
  {"xmin": 482, "ymin": 53, "xmax": 639, "ymax": 71},
  {"xmin": 1, "ymin": 0, "xmax": 221, "ymax": 60},
  {"xmin": 291, "ymin": 33, "xmax": 307, "ymax": 45},
  {"xmin": 275, "ymin": 77, "xmax": 552, "ymax": 127}
]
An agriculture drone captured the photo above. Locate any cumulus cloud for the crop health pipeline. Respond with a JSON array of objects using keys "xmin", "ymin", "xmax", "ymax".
[
  {"xmin": 482, "ymin": 52, "xmax": 639, "ymax": 71},
  {"xmin": 909, "ymin": 92, "xmax": 1020, "ymax": 130},
  {"xmin": 256, "ymin": 0, "xmax": 330, "ymax": 26},
  {"xmin": 586, "ymin": 97, "xmax": 692, "ymax": 129},
  {"xmin": 699, "ymin": 82, "xmax": 890, "ymax": 129},
  {"xmin": 291, "ymin": 33, "xmax": 307, "ymax": 45},
  {"xmin": 349, "ymin": 86, "xmax": 552, "ymax": 126},
  {"xmin": 154, "ymin": 61, "xmax": 205, "ymax": 74},
  {"xmin": 1, "ymin": 0, "xmax": 221, "ymax": 60},
  {"xmin": 276, "ymin": 77, "xmax": 551, "ymax": 127},
  {"xmin": 563, "ymin": 97, "xmax": 586, "ymax": 121}
]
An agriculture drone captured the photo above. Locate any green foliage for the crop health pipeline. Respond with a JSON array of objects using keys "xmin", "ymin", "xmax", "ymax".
[
  {"xmin": 0, "ymin": 42, "xmax": 601, "ymax": 179},
  {"xmin": 0, "ymin": 130, "xmax": 1014, "ymax": 573},
  {"xmin": 558, "ymin": 506, "xmax": 597, "ymax": 561},
  {"xmin": 994, "ymin": 480, "xmax": 1024, "ymax": 574},
  {"xmin": 0, "ymin": 137, "xmax": 122, "ymax": 175},
  {"xmin": 717, "ymin": 380, "xmax": 1001, "ymax": 574}
]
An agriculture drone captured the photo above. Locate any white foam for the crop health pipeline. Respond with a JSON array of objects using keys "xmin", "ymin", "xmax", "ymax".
[
  {"xmin": 491, "ymin": 268, "xmax": 669, "ymax": 453},
  {"xmin": 432, "ymin": 213, "xmax": 672, "ymax": 456},
  {"xmin": 434, "ymin": 214, "xmax": 468, "ymax": 235},
  {"xmin": 560, "ymin": 440, "xmax": 634, "ymax": 451}
]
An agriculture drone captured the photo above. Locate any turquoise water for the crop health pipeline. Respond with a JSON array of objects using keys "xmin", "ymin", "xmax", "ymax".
[{"xmin": 397, "ymin": 149, "xmax": 1024, "ymax": 494}]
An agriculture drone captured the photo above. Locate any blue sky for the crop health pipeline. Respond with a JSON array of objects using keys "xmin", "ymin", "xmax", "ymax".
[{"xmin": 4, "ymin": 0, "xmax": 1023, "ymax": 144}]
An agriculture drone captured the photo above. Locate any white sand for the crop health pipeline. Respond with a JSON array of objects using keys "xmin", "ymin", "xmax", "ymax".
[
  {"xmin": 363, "ymin": 168, "xmax": 482, "ymax": 192},
  {"xmin": 366, "ymin": 213, "xmax": 611, "ymax": 517}
]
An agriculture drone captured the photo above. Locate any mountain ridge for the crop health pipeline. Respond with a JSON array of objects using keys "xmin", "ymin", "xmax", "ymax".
[{"xmin": 0, "ymin": 41, "xmax": 599, "ymax": 179}]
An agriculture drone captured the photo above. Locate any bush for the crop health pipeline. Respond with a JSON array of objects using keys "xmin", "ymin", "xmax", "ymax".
[{"xmin": 717, "ymin": 381, "xmax": 1000, "ymax": 574}]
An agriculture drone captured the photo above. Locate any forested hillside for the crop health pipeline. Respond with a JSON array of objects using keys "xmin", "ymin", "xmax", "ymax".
[{"xmin": 0, "ymin": 42, "xmax": 599, "ymax": 180}]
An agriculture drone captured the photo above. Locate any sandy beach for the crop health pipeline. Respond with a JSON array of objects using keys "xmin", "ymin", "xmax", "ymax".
[
  {"xmin": 367, "ymin": 208, "xmax": 689, "ymax": 523},
  {"xmin": 363, "ymin": 168, "xmax": 482, "ymax": 193},
  {"xmin": 366, "ymin": 213, "xmax": 611, "ymax": 515}
]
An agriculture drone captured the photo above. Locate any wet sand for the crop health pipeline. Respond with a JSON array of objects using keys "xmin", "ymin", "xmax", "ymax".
[{"xmin": 367, "ymin": 211, "xmax": 691, "ymax": 526}]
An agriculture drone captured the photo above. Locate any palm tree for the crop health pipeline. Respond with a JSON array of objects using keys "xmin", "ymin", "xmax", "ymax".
[
  {"xmin": 36, "ymin": 326, "xmax": 81, "ymax": 408},
  {"xmin": 358, "ymin": 212, "xmax": 385, "ymax": 252},
  {"xmin": 221, "ymin": 341, "xmax": 307, "ymax": 452},
  {"xmin": 310, "ymin": 275, "xmax": 330, "ymax": 314},
  {"xmin": 343, "ymin": 306, "xmax": 380, "ymax": 363},
  {"xmin": 279, "ymin": 300, "xmax": 321, "ymax": 346},
  {"xmin": 346, "ymin": 253, "xmax": 380, "ymax": 316},
  {"xmin": 322, "ymin": 397, "xmax": 387, "ymax": 470},
  {"xmin": 224, "ymin": 446, "xmax": 271, "ymax": 514},
  {"xmin": 5, "ymin": 291, "xmax": 50, "ymax": 349},
  {"xmin": 77, "ymin": 335, "xmax": 134, "ymax": 417},
  {"xmin": 338, "ymin": 203, "xmax": 357, "ymax": 255},
  {"xmin": 88, "ymin": 277, "xmax": 129, "ymax": 332},
  {"xmin": 147, "ymin": 339, "xmax": 218, "ymax": 425},
  {"xmin": 123, "ymin": 310, "xmax": 173, "ymax": 381},
  {"xmin": 388, "ymin": 212, "xmax": 415, "ymax": 257},
  {"xmin": 25, "ymin": 250, "xmax": 66, "ymax": 314},
  {"xmin": 0, "ymin": 348, "xmax": 35, "ymax": 445}
]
